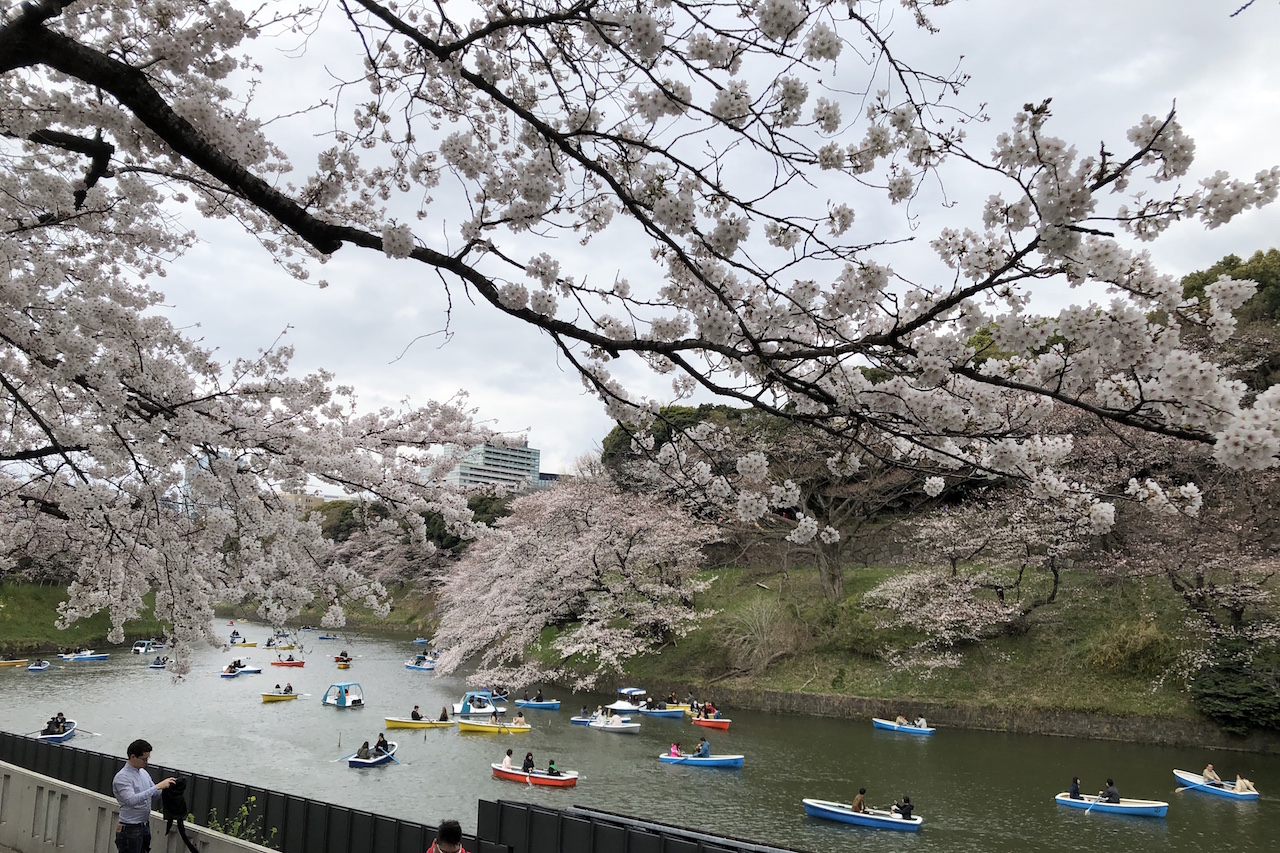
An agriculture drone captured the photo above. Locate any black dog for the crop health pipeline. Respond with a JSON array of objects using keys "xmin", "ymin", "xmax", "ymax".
[{"xmin": 160, "ymin": 778, "xmax": 200, "ymax": 853}]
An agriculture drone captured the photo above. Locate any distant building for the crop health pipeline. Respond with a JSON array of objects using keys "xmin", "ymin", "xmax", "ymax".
[
  {"xmin": 277, "ymin": 491, "xmax": 336, "ymax": 516},
  {"xmin": 444, "ymin": 441, "xmax": 547, "ymax": 491}
]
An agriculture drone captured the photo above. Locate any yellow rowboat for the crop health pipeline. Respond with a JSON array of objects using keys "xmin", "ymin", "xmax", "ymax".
[
  {"xmin": 265, "ymin": 643, "xmax": 295, "ymax": 651},
  {"xmin": 336, "ymin": 662, "xmax": 351, "ymax": 669},
  {"xmin": 231, "ymin": 642, "xmax": 258, "ymax": 647},
  {"xmin": 457, "ymin": 720, "xmax": 531, "ymax": 734},
  {"xmin": 0, "ymin": 660, "xmax": 29, "ymax": 668},
  {"xmin": 384, "ymin": 717, "xmax": 455, "ymax": 729},
  {"xmin": 261, "ymin": 692, "xmax": 300, "ymax": 703},
  {"xmin": 665, "ymin": 704, "xmax": 691, "ymax": 712}
]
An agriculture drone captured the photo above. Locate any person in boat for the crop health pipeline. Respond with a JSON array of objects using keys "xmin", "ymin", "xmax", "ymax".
[
  {"xmin": 607, "ymin": 712, "xmax": 624, "ymax": 726},
  {"xmin": 273, "ymin": 683, "xmax": 282, "ymax": 693},
  {"xmin": 670, "ymin": 742, "xmax": 681, "ymax": 757},
  {"xmin": 153, "ymin": 656, "xmax": 163, "ymax": 666},
  {"xmin": 488, "ymin": 710, "xmax": 500, "ymax": 725},
  {"xmin": 892, "ymin": 796, "xmax": 914, "ymax": 820},
  {"xmin": 534, "ymin": 688, "xmax": 544, "ymax": 702},
  {"xmin": 53, "ymin": 713, "xmax": 66, "ymax": 734},
  {"xmin": 1069, "ymin": 777, "xmax": 1082, "ymax": 799},
  {"xmin": 694, "ymin": 738, "xmax": 710, "ymax": 758},
  {"xmin": 595, "ymin": 705, "xmax": 605, "ymax": 719},
  {"xmin": 546, "ymin": 759, "xmax": 561, "ymax": 777},
  {"xmin": 410, "ymin": 705, "xmax": 423, "ymax": 721},
  {"xmin": 230, "ymin": 630, "xmax": 240, "ymax": 638},
  {"xmin": 1101, "ymin": 779, "xmax": 1120, "ymax": 803},
  {"xmin": 667, "ymin": 692, "xmax": 677, "ymax": 705},
  {"xmin": 523, "ymin": 690, "xmax": 530, "ymax": 701},
  {"xmin": 355, "ymin": 741, "xmax": 371, "ymax": 760},
  {"xmin": 265, "ymin": 638, "xmax": 275, "ymax": 648},
  {"xmin": 696, "ymin": 704, "xmax": 708, "ymax": 720},
  {"xmin": 1203, "ymin": 763, "xmax": 1221, "ymax": 783},
  {"xmin": 438, "ymin": 706, "xmax": 450, "ymax": 722},
  {"xmin": 286, "ymin": 654, "xmax": 295, "ymax": 661},
  {"xmin": 1235, "ymin": 775, "xmax": 1258, "ymax": 794},
  {"xmin": 512, "ymin": 711, "xmax": 526, "ymax": 726},
  {"xmin": 914, "ymin": 716, "xmax": 927, "ymax": 728},
  {"xmin": 851, "ymin": 788, "xmax": 867, "ymax": 813},
  {"xmin": 375, "ymin": 734, "xmax": 390, "ymax": 754},
  {"xmin": 502, "ymin": 748, "xmax": 513, "ymax": 771},
  {"xmin": 283, "ymin": 682, "xmax": 293, "ymax": 694},
  {"xmin": 41, "ymin": 718, "xmax": 58, "ymax": 735},
  {"xmin": 581, "ymin": 706, "xmax": 590, "ymax": 718},
  {"xmin": 521, "ymin": 752, "xmax": 535, "ymax": 773},
  {"xmin": 895, "ymin": 714, "xmax": 909, "ymax": 726}
]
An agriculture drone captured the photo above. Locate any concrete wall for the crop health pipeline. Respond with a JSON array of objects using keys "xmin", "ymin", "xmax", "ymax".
[
  {"xmin": 692, "ymin": 687, "xmax": 1280, "ymax": 754},
  {"xmin": 0, "ymin": 761, "xmax": 269, "ymax": 853}
]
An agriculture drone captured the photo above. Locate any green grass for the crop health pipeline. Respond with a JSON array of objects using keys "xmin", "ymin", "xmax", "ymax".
[
  {"xmin": 624, "ymin": 564, "xmax": 1199, "ymax": 720},
  {"xmin": 0, "ymin": 582, "xmax": 168, "ymax": 655}
]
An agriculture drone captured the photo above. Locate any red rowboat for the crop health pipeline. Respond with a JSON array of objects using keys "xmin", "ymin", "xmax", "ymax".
[
  {"xmin": 270, "ymin": 660, "xmax": 305, "ymax": 667},
  {"xmin": 692, "ymin": 718, "xmax": 731, "ymax": 730},
  {"xmin": 491, "ymin": 763, "xmax": 578, "ymax": 787}
]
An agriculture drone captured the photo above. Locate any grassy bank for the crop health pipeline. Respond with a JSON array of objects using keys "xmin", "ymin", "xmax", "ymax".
[
  {"xmin": 0, "ymin": 582, "xmax": 168, "ymax": 655},
  {"xmin": 623, "ymin": 564, "xmax": 1198, "ymax": 721},
  {"xmin": 214, "ymin": 586, "xmax": 441, "ymax": 639}
]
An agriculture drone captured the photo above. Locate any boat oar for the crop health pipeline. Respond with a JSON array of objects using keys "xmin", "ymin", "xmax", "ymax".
[
  {"xmin": 1084, "ymin": 792, "xmax": 1103, "ymax": 813},
  {"xmin": 76, "ymin": 728, "xmax": 103, "ymax": 736},
  {"xmin": 330, "ymin": 750, "xmax": 360, "ymax": 763}
]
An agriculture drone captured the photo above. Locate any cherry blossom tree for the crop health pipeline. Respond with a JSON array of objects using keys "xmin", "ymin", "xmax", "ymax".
[
  {"xmin": 5, "ymin": 0, "xmax": 1280, "ymax": 655},
  {"xmin": 432, "ymin": 473, "xmax": 716, "ymax": 688}
]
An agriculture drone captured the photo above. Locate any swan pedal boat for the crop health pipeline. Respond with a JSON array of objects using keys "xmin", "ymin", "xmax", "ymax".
[
  {"xmin": 606, "ymin": 687, "xmax": 647, "ymax": 713},
  {"xmin": 871, "ymin": 717, "xmax": 936, "ymax": 735},
  {"xmin": 1053, "ymin": 793, "xmax": 1168, "ymax": 817},
  {"xmin": 322, "ymin": 682, "xmax": 365, "ymax": 708},
  {"xmin": 692, "ymin": 718, "xmax": 731, "ymax": 730},
  {"xmin": 261, "ymin": 692, "xmax": 299, "ymax": 702},
  {"xmin": 588, "ymin": 718, "xmax": 641, "ymax": 734},
  {"xmin": 35, "ymin": 720, "xmax": 77, "ymax": 743},
  {"xmin": 27, "ymin": 661, "xmax": 50, "ymax": 672},
  {"xmin": 802, "ymin": 798, "xmax": 922, "ymax": 831},
  {"xmin": 405, "ymin": 656, "xmax": 435, "ymax": 671},
  {"xmin": 1172, "ymin": 769, "xmax": 1260, "ymax": 800},
  {"xmin": 637, "ymin": 707, "xmax": 685, "ymax": 718},
  {"xmin": 514, "ymin": 699, "xmax": 561, "ymax": 710},
  {"xmin": 453, "ymin": 691, "xmax": 506, "ymax": 717},
  {"xmin": 384, "ymin": 717, "xmax": 455, "ymax": 729},
  {"xmin": 457, "ymin": 719, "xmax": 531, "ymax": 733},
  {"xmin": 492, "ymin": 763, "xmax": 578, "ymax": 787},
  {"xmin": 348, "ymin": 743, "xmax": 397, "ymax": 768},
  {"xmin": 658, "ymin": 753, "xmax": 744, "ymax": 768}
]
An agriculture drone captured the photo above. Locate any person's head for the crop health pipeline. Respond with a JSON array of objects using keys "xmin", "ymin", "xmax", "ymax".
[
  {"xmin": 1106, "ymin": 778, "xmax": 1114, "ymax": 787},
  {"xmin": 414, "ymin": 705, "xmax": 420, "ymax": 711},
  {"xmin": 506, "ymin": 748, "xmax": 513, "ymax": 757},
  {"xmin": 525, "ymin": 752, "xmax": 533, "ymax": 760},
  {"xmin": 902, "ymin": 796, "xmax": 911, "ymax": 804},
  {"xmin": 126, "ymin": 739, "xmax": 153, "ymax": 767},
  {"xmin": 435, "ymin": 820, "xmax": 463, "ymax": 853},
  {"xmin": 1206, "ymin": 764, "xmax": 1214, "ymax": 771},
  {"xmin": 361, "ymin": 741, "xmax": 369, "ymax": 748},
  {"xmin": 859, "ymin": 787, "xmax": 866, "ymax": 795},
  {"xmin": 1072, "ymin": 776, "xmax": 1080, "ymax": 785}
]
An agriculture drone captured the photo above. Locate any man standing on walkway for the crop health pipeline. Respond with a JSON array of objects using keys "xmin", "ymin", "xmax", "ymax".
[{"xmin": 112, "ymin": 739, "xmax": 177, "ymax": 853}]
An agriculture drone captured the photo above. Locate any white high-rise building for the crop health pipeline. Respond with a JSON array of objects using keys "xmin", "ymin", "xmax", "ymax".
[{"xmin": 444, "ymin": 441, "xmax": 543, "ymax": 491}]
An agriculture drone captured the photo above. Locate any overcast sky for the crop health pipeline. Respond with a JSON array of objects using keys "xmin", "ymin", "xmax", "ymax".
[{"xmin": 154, "ymin": 0, "xmax": 1280, "ymax": 475}]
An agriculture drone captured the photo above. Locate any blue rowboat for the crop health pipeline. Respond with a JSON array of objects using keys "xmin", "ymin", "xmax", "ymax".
[
  {"xmin": 36, "ymin": 720, "xmax": 77, "ymax": 743},
  {"xmin": 871, "ymin": 717, "xmax": 935, "ymax": 735},
  {"xmin": 412, "ymin": 638, "xmax": 431, "ymax": 645},
  {"xmin": 638, "ymin": 708, "xmax": 685, "ymax": 719},
  {"xmin": 348, "ymin": 742, "xmax": 397, "ymax": 768},
  {"xmin": 405, "ymin": 660, "xmax": 435, "ymax": 672},
  {"xmin": 1172, "ymin": 769, "xmax": 1259, "ymax": 800},
  {"xmin": 317, "ymin": 635, "xmax": 341, "ymax": 641},
  {"xmin": 1054, "ymin": 793, "xmax": 1168, "ymax": 817},
  {"xmin": 149, "ymin": 661, "xmax": 167, "ymax": 670},
  {"xmin": 27, "ymin": 661, "xmax": 50, "ymax": 672},
  {"xmin": 514, "ymin": 699, "xmax": 561, "ymax": 710},
  {"xmin": 659, "ymin": 753, "xmax": 744, "ymax": 768},
  {"xmin": 802, "ymin": 798, "xmax": 922, "ymax": 831}
]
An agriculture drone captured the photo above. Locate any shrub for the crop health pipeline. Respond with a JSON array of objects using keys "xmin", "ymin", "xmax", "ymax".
[
  {"xmin": 1085, "ymin": 620, "xmax": 1177, "ymax": 677},
  {"xmin": 1191, "ymin": 641, "xmax": 1280, "ymax": 735}
]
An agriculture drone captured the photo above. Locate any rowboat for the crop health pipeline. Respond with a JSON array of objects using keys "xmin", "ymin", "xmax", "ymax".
[
  {"xmin": 492, "ymin": 763, "xmax": 578, "ymax": 787},
  {"xmin": 35, "ymin": 720, "xmax": 77, "ymax": 743},
  {"xmin": 348, "ymin": 742, "xmax": 397, "ymax": 768},
  {"xmin": 606, "ymin": 688, "xmax": 647, "ymax": 713},
  {"xmin": 261, "ymin": 692, "xmax": 299, "ymax": 702},
  {"xmin": 692, "ymin": 718, "xmax": 731, "ymax": 731},
  {"xmin": 802, "ymin": 798, "xmax": 922, "ymax": 831},
  {"xmin": 457, "ymin": 719, "xmax": 531, "ymax": 734},
  {"xmin": 405, "ymin": 656, "xmax": 435, "ymax": 671},
  {"xmin": 514, "ymin": 699, "xmax": 561, "ymax": 710},
  {"xmin": 337, "ymin": 662, "xmax": 351, "ymax": 669},
  {"xmin": 220, "ymin": 668, "xmax": 239, "ymax": 678},
  {"xmin": 59, "ymin": 652, "xmax": 108, "ymax": 661},
  {"xmin": 659, "ymin": 753, "xmax": 745, "ymax": 768},
  {"xmin": 229, "ymin": 637, "xmax": 257, "ymax": 647},
  {"xmin": 665, "ymin": 703, "xmax": 692, "ymax": 712},
  {"xmin": 0, "ymin": 659, "xmax": 28, "ymax": 668},
  {"xmin": 588, "ymin": 718, "xmax": 641, "ymax": 734},
  {"xmin": 237, "ymin": 664, "xmax": 262, "ymax": 674},
  {"xmin": 27, "ymin": 661, "xmax": 50, "ymax": 672},
  {"xmin": 453, "ymin": 691, "xmax": 506, "ymax": 717},
  {"xmin": 148, "ymin": 661, "xmax": 167, "ymax": 670},
  {"xmin": 871, "ymin": 718, "xmax": 935, "ymax": 735},
  {"xmin": 384, "ymin": 717, "xmax": 454, "ymax": 729},
  {"xmin": 1053, "ymin": 793, "xmax": 1168, "ymax": 817},
  {"xmin": 571, "ymin": 714, "xmax": 630, "ymax": 726},
  {"xmin": 637, "ymin": 707, "xmax": 685, "ymax": 719},
  {"xmin": 271, "ymin": 660, "xmax": 305, "ymax": 667},
  {"xmin": 1172, "ymin": 769, "xmax": 1260, "ymax": 800},
  {"xmin": 263, "ymin": 642, "xmax": 295, "ymax": 651},
  {"xmin": 322, "ymin": 682, "xmax": 365, "ymax": 708},
  {"xmin": 317, "ymin": 635, "xmax": 341, "ymax": 641},
  {"xmin": 412, "ymin": 637, "xmax": 431, "ymax": 645}
]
